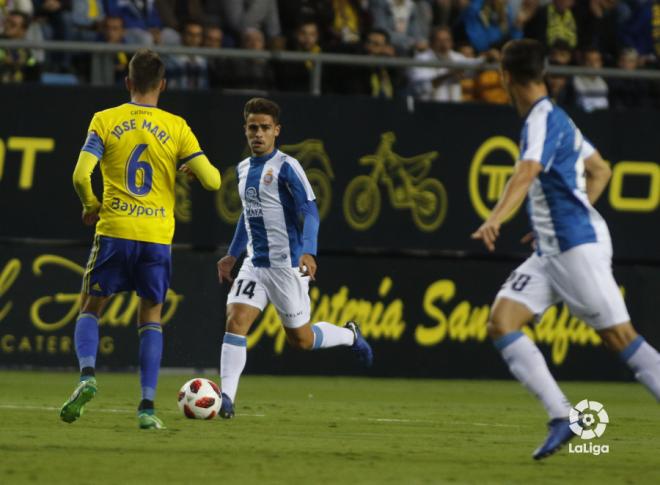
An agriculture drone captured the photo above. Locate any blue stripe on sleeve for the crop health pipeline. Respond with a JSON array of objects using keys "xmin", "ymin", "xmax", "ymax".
[
  {"xmin": 180, "ymin": 151, "xmax": 204, "ymax": 163},
  {"xmin": 81, "ymin": 132, "xmax": 104, "ymax": 159},
  {"xmin": 301, "ymin": 201, "xmax": 319, "ymax": 256},
  {"xmin": 281, "ymin": 162, "xmax": 319, "ymax": 257},
  {"xmin": 228, "ymin": 213, "xmax": 248, "ymax": 258}
]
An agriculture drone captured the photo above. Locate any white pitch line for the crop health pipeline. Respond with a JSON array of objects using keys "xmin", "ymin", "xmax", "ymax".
[
  {"xmin": 0, "ymin": 404, "xmax": 131, "ymax": 414},
  {"xmin": 469, "ymin": 422, "xmax": 521, "ymax": 428},
  {"xmin": 356, "ymin": 417, "xmax": 522, "ymax": 429},
  {"xmin": 0, "ymin": 404, "xmax": 519, "ymax": 428},
  {"xmin": 0, "ymin": 403, "xmax": 266, "ymax": 418}
]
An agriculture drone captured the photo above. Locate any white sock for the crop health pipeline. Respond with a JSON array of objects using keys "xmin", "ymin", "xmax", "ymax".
[
  {"xmin": 622, "ymin": 337, "xmax": 660, "ymax": 401},
  {"xmin": 311, "ymin": 322, "xmax": 355, "ymax": 349},
  {"xmin": 496, "ymin": 332, "xmax": 571, "ymax": 419},
  {"xmin": 220, "ymin": 332, "xmax": 247, "ymax": 402}
]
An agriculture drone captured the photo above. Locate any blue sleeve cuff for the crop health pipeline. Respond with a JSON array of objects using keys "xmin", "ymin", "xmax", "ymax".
[
  {"xmin": 300, "ymin": 201, "xmax": 319, "ymax": 255},
  {"xmin": 180, "ymin": 151, "xmax": 204, "ymax": 163},
  {"xmin": 81, "ymin": 132, "xmax": 104, "ymax": 159},
  {"xmin": 228, "ymin": 214, "xmax": 248, "ymax": 258}
]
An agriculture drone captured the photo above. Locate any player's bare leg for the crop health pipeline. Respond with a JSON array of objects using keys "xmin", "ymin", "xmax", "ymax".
[
  {"xmin": 599, "ymin": 322, "xmax": 660, "ymax": 401},
  {"xmin": 489, "ymin": 297, "xmax": 573, "ymax": 459},
  {"xmin": 60, "ymin": 294, "xmax": 110, "ymax": 423},
  {"xmin": 136, "ymin": 298, "xmax": 166, "ymax": 429},
  {"xmin": 284, "ymin": 321, "xmax": 373, "ymax": 366},
  {"xmin": 219, "ymin": 303, "xmax": 261, "ymax": 419}
]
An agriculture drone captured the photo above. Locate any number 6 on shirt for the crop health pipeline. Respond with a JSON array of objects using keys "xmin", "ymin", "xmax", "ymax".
[{"xmin": 125, "ymin": 143, "xmax": 153, "ymax": 196}]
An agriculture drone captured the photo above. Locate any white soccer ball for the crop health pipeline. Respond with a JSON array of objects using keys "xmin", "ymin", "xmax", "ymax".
[{"xmin": 177, "ymin": 378, "xmax": 221, "ymax": 419}]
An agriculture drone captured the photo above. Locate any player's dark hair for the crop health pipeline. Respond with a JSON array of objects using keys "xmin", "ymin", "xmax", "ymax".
[
  {"xmin": 128, "ymin": 48, "xmax": 165, "ymax": 94},
  {"xmin": 502, "ymin": 39, "xmax": 547, "ymax": 85},
  {"xmin": 243, "ymin": 98, "xmax": 281, "ymax": 124}
]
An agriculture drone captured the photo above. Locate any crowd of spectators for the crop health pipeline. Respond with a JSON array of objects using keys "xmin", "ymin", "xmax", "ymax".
[{"xmin": 1, "ymin": 0, "xmax": 660, "ymax": 110}]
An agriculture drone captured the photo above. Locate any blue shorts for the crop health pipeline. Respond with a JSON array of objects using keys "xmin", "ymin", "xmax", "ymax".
[{"xmin": 82, "ymin": 235, "xmax": 172, "ymax": 304}]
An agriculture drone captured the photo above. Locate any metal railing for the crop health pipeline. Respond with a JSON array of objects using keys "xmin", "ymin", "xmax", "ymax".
[{"xmin": 2, "ymin": 39, "xmax": 660, "ymax": 96}]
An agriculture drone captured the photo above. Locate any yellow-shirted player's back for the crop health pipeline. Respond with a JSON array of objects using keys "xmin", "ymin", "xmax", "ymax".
[{"xmin": 87, "ymin": 102, "xmax": 202, "ymax": 244}]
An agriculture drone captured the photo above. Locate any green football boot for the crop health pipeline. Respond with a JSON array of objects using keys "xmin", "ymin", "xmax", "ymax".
[
  {"xmin": 138, "ymin": 410, "xmax": 166, "ymax": 430},
  {"xmin": 60, "ymin": 377, "xmax": 97, "ymax": 423}
]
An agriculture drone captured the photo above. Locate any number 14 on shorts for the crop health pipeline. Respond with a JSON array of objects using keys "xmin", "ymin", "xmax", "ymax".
[{"xmin": 234, "ymin": 279, "xmax": 256, "ymax": 299}]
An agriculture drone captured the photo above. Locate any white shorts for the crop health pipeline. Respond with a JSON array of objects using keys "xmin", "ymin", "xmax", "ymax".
[
  {"xmin": 226, "ymin": 261, "xmax": 311, "ymax": 328},
  {"xmin": 496, "ymin": 242, "xmax": 630, "ymax": 331}
]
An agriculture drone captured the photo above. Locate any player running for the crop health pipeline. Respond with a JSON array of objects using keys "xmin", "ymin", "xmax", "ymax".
[
  {"xmin": 472, "ymin": 39, "xmax": 660, "ymax": 460},
  {"xmin": 60, "ymin": 49, "xmax": 221, "ymax": 429},
  {"xmin": 216, "ymin": 98, "xmax": 373, "ymax": 418}
]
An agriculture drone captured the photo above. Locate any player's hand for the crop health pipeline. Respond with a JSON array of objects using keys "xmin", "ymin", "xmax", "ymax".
[
  {"xmin": 299, "ymin": 254, "xmax": 317, "ymax": 281},
  {"xmin": 471, "ymin": 219, "xmax": 501, "ymax": 252},
  {"xmin": 81, "ymin": 204, "xmax": 100, "ymax": 227},
  {"xmin": 217, "ymin": 255, "xmax": 237, "ymax": 283},
  {"xmin": 520, "ymin": 231, "xmax": 537, "ymax": 250},
  {"xmin": 178, "ymin": 163, "xmax": 197, "ymax": 181}
]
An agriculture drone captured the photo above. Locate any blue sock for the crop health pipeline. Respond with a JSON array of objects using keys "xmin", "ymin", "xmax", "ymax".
[
  {"xmin": 74, "ymin": 313, "xmax": 99, "ymax": 373},
  {"xmin": 138, "ymin": 322, "xmax": 163, "ymax": 402}
]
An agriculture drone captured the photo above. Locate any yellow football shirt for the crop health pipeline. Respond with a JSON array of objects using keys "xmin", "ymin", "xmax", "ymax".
[{"xmin": 81, "ymin": 102, "xmax": 203, "ymax": 244}]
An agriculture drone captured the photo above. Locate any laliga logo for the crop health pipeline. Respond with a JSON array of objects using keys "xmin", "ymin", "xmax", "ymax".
[{"xmin": 568, "ymin": 399, "xmax": 611, "ymax": 455}]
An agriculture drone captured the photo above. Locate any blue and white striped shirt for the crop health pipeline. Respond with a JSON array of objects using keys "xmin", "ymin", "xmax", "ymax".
[
  {"xmin": 231, "ymin": 149, "xmax": 318, "ymax": 268},
  {"xmin": 519, "ymin": 97, "xmax": 610, "ymax": 256}
]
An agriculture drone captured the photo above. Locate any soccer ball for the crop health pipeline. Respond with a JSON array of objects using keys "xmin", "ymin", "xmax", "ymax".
[{"xmin": 177, "ymin": 378, "xmax": 221, "ymax": 419}]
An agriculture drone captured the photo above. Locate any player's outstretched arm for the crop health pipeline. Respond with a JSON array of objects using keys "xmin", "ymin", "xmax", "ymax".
[
  {"xmin": 72, "ymin": 150, "xmax": 101, "ymax": 225},
  {"xmin": 584, "ymin": 151, "xmax": 611, "ymax": 205},
  {"xmin": 298, "ymin": 201, "xmax": 319, "ymax": 280},
  {"xmin": 181, "ymin": 155, "xmax": 221, "ymax": 191},
  {"xmin": 218, "ymin": 214, "xmax": 248, "ymax": 283},
  {"xmin": 472, "ymin": 160, "xmax": 541, "ymax": 251}
]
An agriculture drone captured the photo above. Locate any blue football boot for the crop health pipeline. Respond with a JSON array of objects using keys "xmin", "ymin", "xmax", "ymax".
[
  {"xmin": 532, "ymin": 418, "xmax": 575, "ymax": 460},
  {"xmin": 219, "ymin": 392, "xmax": 235, "ymax": 419},
  {"xmin": 345, "ymin": 321, "xmax": 373, "ymax": 368}
]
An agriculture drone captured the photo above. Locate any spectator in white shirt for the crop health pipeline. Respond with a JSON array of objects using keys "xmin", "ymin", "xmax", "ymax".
[
  {"xmin": 409, "ymin": 26, "xmax": 482, "ymax": 102},
  {"xmin": 573, "ymin": 47, "xmax": 609, "ymax": 112}
]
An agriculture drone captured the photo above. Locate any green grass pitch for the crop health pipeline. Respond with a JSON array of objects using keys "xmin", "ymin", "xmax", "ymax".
[{"xmin": 0, "ymin": 371, "xmax": 658, "ymax": 484}]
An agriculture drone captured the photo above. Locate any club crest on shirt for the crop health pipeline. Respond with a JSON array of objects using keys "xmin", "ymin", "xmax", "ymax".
[
  {"xmin": 245, "ymin": 186, "xmax": 263, "ymax": 218},
  {"xmin": 263, "ymin": 168, "xmax": 274, "ymax": 185}
]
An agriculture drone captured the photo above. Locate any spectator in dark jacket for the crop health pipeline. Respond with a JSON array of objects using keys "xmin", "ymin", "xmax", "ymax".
[
  {"xmin": 0, "ymin": 10, "xmax": 41, "ymax": 83},
  {"xmin": 275, "ymin": 19, "xmax": 322, "ymax": 93},
  {"xmin": 89, "ymin": 15, "xmax": 128, "ymax": 85},
  {"xmin": 546, "ymin": 39, "xmax": 575, "ymax": 108},
  {"xmin": 166, "ymin": 18, "xmax": 209, "ymax": 90},
  {"xmin": 330, "ymin": 28, "xmax": 402, "ymax": 98},
  {"xmin": 277, "ymin": 0, "xmax": 333, "ymax": 43},
  {"xmin": 608, "ymin": 48, "xmax": 652, "ymax": 109},
  {"xmin": 225, "ymin": 27, "xmax": 275, "ymax": 91},
  {"xmin": 574, "ymin": 0, "xmax": 619, "ymax": 64},
  {"xmin": 204, "ymin": 24, "xmax": 234, "ymax": 89},
  {"xmin": 155, "ymin": 0, "xmax": 203, "ymax": 32}
]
